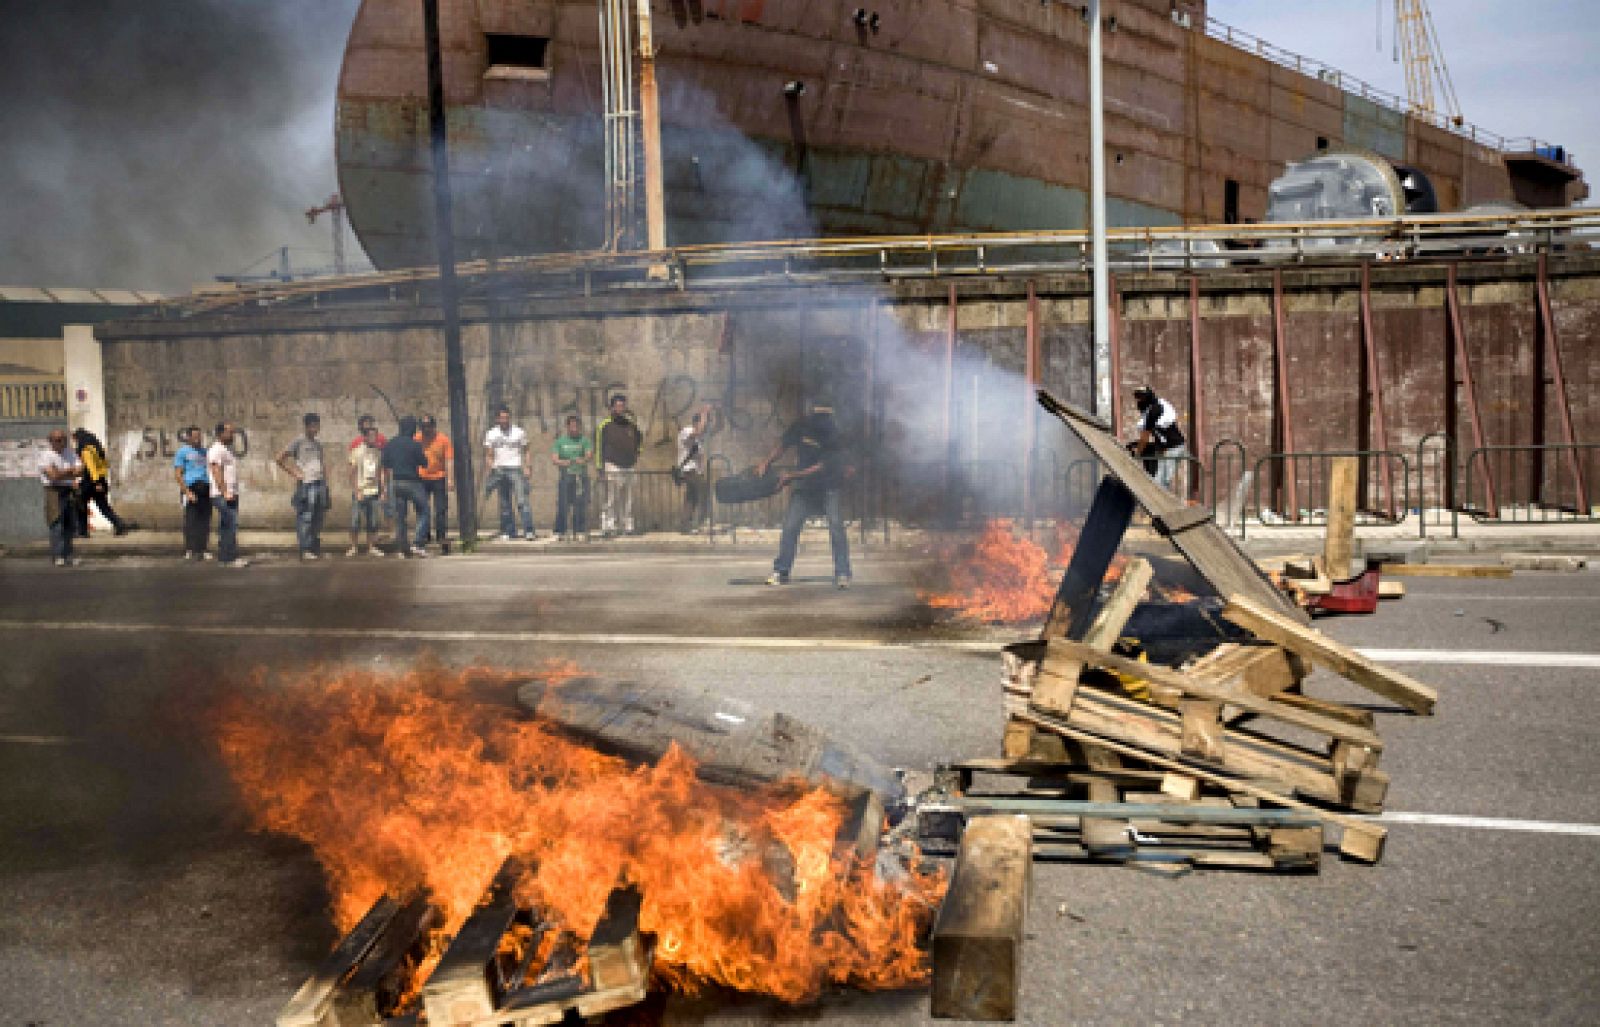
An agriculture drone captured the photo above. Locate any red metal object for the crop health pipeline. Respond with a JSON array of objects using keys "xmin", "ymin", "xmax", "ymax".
[
  {"xmin": 1306, "ymin": 565, "xmax": 1382, "ymax": 615},
  {"xmin": 1445, "ymin": 263, "xmax": 1498, "ymax": 514},
  {"xmin": 1358, "ymin": 262, "xmax": 1396, "ymax": 518},
  {"xmin": 1535, "ymin": 254, "xmax": 1589, "ymax": 512},
  {"xmin": 1270, "ymin": 269, "xmax": 1299, "ymax": 518},
  {"xmin": 1187, "ymin": 275, "xmax": 1206, "ymax": 502}
]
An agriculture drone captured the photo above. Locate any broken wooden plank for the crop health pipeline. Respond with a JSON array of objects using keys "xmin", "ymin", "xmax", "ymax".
[
  {"xmin": 1186, "ymin": 643, "xmax": 1302, "ymax": 698},
  {"xmin": 1080, "ymin": 780, "xmax": 1133, "ymax": 856},
  {"xmin": 1221, "ymin": 595, "xmax": 1438, "ymax": 716},
  {"xmin": 423, "ymin": 861, "xmax": 530, "ymax": 1027},
  {"xmin": 931, "ymin": 816, "xmax": 1032, "ymax": 1021},
  {"xmin": 1377, "ymin": 563, "xmax": 1512, "ymax": 579},
  {"xmin": 1043, "ymin": 475, "xmax": 1137, "ymax": 639},
  {"xmin": 1082, "ymin": 558, "xmax": 1155, "ymax": 649},
  {"xmin": 277, "ymin": 896, "xmax": 403, "ymax": 1027},
  {"xmin": 1179, "ymin": 698, "xmax": 1226, "ymax": 761},
  {"xmin": 1324, "ymin": 456, "xmax": 1359, "ymax": 578},
  {"xmin": 1045, "ymin": 640, "xmax": 1385, "ymax": 751},
  {"xmin": 330, "ymin": 894, "xmax": 437, "ymax": 1027},
  {"xmin": 1016, "ymin": 707, "xmax": 1387, "ymax": 863}
]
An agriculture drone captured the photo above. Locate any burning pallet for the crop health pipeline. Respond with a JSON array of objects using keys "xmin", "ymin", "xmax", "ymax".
[{"xmin": 276, "ymin": 867, "xmax": 650, "ymax": 1027}]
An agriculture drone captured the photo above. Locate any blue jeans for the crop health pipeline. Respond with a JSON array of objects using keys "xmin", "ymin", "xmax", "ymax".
[
  {"xmin": 555, "ymin": 474, "xmax": 588, "ymax": 534},
  {"xmin": 292, "ymin": 481, "xmax": 329, "ymax": 555},
  {"xmin": 774, "ymin": 488, "xmax": 851, "ymax": 579},
  {"xmin": 488, "ymin": 468, "xmax": 534, "ymax": 537},
  {"xmin": 350, "ymin": 495, "xmax": 382, "ymax": 535},
  {"xmin": 421, "ymin": 479, "xmax": 448, "ymax": 544},
  {"xmin": 46, "ymin": 488, "xmax": 77, "ymax": 560},
  {"xmin": 391, "ymin": 480, "xmax": 427, "ymax": 553},
  {"xmin": 216, "ymin": 497, "xmax": 240, "ymax": 563}
]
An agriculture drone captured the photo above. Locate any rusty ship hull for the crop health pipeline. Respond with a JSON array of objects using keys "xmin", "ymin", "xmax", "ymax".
[{"xmin": 336, "ymin": 0, "xmax": 1580, "ymax": 270}]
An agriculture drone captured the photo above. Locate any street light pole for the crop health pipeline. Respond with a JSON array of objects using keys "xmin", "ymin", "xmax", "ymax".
[
  {"xmin": 422, "ymin": 0, "xmax": 478, "ymax": 545},
  {"xmin": 1088, "ymin": 0, "xmax": 1112, "ymax": 422}
]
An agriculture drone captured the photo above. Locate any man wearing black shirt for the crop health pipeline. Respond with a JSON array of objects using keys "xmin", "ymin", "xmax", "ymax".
[
  {"xmin": 381, "ymin": 415, "xmax": 430, "ymax": 558},
  {"xmin": 1129, "ymin": 385, "xmax": 1188, "ymax": 491},
  {"xmin": 758, "ymin": 400, "xmax": 853, "ymax": 589}
]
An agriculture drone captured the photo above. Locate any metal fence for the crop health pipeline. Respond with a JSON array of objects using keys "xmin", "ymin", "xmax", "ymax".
[
  {"xmin": 1245, "ymin": 449, "xmax": 1411, "ymax": 537},
  {"xmin": 1460, "ymin": 444, "xmax": 1600, "ymax": 526}
]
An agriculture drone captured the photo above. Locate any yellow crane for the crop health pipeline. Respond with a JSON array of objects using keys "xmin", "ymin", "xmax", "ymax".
[{"xmin": 1393, "ymin": 0, "xmax": 1463, "ymax": 125}]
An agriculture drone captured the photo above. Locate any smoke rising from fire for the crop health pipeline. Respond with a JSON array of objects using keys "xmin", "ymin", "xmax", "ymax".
[{"xmin": 0, "ymin": 0, "xmax": 362, "ymax": 291}]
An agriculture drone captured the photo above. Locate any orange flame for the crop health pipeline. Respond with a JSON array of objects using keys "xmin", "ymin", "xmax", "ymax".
[
  {"xmin": 923, "ymin": 520, "xmax": 1057, "ymax": 624},
  {"xmin": 212, "ymin": 660, "xmax": 942, "ymax": 1006}
]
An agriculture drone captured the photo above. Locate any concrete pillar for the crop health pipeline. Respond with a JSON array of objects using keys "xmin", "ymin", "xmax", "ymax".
[{"xmin": 62, "ymin": 324, "xmax": 106, "ymax": 441}]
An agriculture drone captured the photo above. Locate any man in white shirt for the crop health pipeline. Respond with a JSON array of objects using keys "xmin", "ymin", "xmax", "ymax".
[
  {"xmin": 482, "ymin": 404, "xmax": 536, "ymax": 540},
  {"xmin": 1128, "ymin": 385, "xmax": 1189, "ymax": 492},
  {"xmin": 208, "ymin": 422, "xmax": 249, "ymax": 568},
  {"xmin": 38, "ymin": 429, "xmax": 84, "ymax": 567},
  {"xmin": 676, "ymin": 403, "xmax": 716, "ymax": 533}
]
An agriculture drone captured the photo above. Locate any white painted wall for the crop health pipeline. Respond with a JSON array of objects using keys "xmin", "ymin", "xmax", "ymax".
[{"xmin": 62, "ymin": 324, "xmax": 106, "ymax": 442}]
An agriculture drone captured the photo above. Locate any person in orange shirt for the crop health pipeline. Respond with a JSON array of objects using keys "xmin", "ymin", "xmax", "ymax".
[{"xmin": 415, "ymin": 413, "xmax": 454, "ymax": 553}]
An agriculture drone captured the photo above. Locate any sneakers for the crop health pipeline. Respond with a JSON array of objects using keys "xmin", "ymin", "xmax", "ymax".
[
  {"xmin": 222, "ymin": 558, "xmax": 250, "ymax": 569},
  {"xmin": 498, "ymin": 533, "xmax": 513, "ymax": 542},
  {"xmin": 409, "ymin": 547, "xmax": 430, "ymax": 558},
  {"xmin": 367, "ymin": 546, "xmax": 386, "ymax": 558},
  {"xmin": 53, "ymin": 557, "xmax": 82, "ymax": 568},
  {"xmin": 766, "ymin": 573, "xmax": 789, "ymax": 586},
  {"xmin": 202, "ymin": 552, "xmax": 215, "ymax": 561},
  {"xmin": 346, "ymin": 546, "xmax": 360, "ymax": 558},
  {"xmin": 301, "ymin": 552, "xmax": 319, "ymax": 561},
  {"xmin": 835, "ymin": 575, "xmax": 852, "ymax": 590},
  {"xmin": 183, "ymin": 551, "xmax": 196, "ymax": 561}
]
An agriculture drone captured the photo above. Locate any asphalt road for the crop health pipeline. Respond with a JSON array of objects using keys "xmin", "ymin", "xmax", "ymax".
[{"xmin": 0, "ymin": 546, "xmax": 1596, "ymax": 1025}]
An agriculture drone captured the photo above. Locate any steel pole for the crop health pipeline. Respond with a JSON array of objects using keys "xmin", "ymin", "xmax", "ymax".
[
  {"xmin": 1089, "ymin": 0, "xmax": 1112, "ymax": 422},
  {"xmin": 423, "ymin": 0, "xmax": 477, "ymax": 544},
  {"xmin": 636, "ymin": 0, "xmax": 666, "ymax": 254}
]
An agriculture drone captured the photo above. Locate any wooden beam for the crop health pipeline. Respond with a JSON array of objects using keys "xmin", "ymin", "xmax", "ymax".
[
  {"xmin": 1221, "ymin": 596, "xmax": 1438, "ymax": 715},
  {"xmin": 1186, "ymin": 643, "xmax": 1302, "ymax": 698},
  {"xmin": 277, "ymin": 896, "xmax": 403, "ymax": 1027},
  {"xmin": 931, "ymin": 816, "xmax": 1032, "ymax": 1021},
  {"xmin": 330, "ymin": 894, "xmax": 438, "ymax": 1027},
  {"xmin": 1015, "ymin": 708, "xmax": 1387, "ymax": 863},
  {"xmin": 1377, "ymin": 563, "xmax": 1510, "ymax": 579},
  {"xmin": 423, "ymin": 861, "xmax": 528, "ymax": 1027},
  {"xmin": 1324, "ymin": 456, "xmax": 1359, "ymax": 579},
  {"xmin": 1083, "ymin": 558, "xmax": 1154, "ymax": 649}
]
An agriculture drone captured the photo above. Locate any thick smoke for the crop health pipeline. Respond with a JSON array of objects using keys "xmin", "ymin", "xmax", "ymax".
[{"xmin": 0, "ymin": 0, "xmax": 362, "ymax": 292}]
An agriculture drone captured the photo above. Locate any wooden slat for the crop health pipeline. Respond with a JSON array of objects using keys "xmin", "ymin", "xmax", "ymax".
[
  {"xmin": 423, "ymin": 861, "xmax": 527, "ymax": 1027},
  {"xmin": 1082, "ymin": 558, "xmax": 1155, "ymax": 649},
  {"xmin": 1376, "ymin": 563, "xmax": 1511, "ymax": 579},
  {"xmin": 1046, "ymin": 640, "xmax": 1385, "ymax": 750},
  {"xmin": 931, "ymin": 816, "xmax": 1032, "ymax": 1021},
  {"xmin": 330, "ymin": 894, "xmax": 437, "ymax": 1027},
  {"xmin": 1324, "ymin": 456, "xmax": 1359, "ymax": 578},
  {"xmin": 1221, "ymin": 595, "xmax": 1438, "ymax": 716},
  {"xmin": 277, "ymin": 896, "xmax": 403, "ymax": 1027},
  {"xmin": 1186, "ymin": 643, "xmax": 1301, "ymax": 698},
  {"xmin": 1015, "ymin": 708, "xmax": 1387, "ymax": 863}
]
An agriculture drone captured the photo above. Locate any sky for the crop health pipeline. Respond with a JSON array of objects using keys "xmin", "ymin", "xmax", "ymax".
[{"xmin": 0, "ymin": 1, "xmax": 1592, "ymax": 293}]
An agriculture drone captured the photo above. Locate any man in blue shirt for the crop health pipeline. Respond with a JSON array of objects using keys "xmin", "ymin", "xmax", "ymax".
[{"xmin": 171, "ymin": 425, "xmax": 213, "ymax": 560}]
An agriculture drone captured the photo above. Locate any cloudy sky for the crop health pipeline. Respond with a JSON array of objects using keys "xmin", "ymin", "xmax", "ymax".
[{"xmin": 0, "ymin": 1, "xmax": 1591, "ymax": 293}]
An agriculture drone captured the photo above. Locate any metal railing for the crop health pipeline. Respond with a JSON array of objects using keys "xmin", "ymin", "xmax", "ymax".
[
  {"xmin": 168, "ymin": 210, "xmax": 1600, "ymax": 315},
  {"xmin": 1460, "ymin": 444, "xmax": 1600, "ymax": 525},
  {"xmin": 1202, "ymin": 16, "xmax": 1567, "ymax": 158},
  {"xmin": 1245, "ymin": 450, "xmax": 1411, "ymax": 538},
  {"xmin": 0, "ymin": 382, "xmax": 66, "ymax": 421}
]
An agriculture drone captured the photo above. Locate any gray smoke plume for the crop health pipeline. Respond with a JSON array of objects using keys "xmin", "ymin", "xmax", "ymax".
[{"xmin": 0, "ymin": 0, "xmax": 362, "ymax": 293}]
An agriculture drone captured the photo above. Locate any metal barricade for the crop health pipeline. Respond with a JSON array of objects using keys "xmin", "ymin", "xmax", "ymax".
[
  {"xmin": 1208, "ymin": 440, "xmax": 1249, "ymax": 536},
  {"xmin": 1413, "ymin": 432, "xmax": 1457, "ymax": 539},
  {"xmin": 1460, "ymin": 444, "xmax": 1600, "ymax": 525},
  {"xmin": 1248, "ymin": 449, "xmax": 1411, "ymax": 531}
]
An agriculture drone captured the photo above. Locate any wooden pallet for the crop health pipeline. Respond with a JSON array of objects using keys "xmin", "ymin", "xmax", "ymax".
[{"xmin": 918, "ymin": 759, "xmax": 1323, "ymax": 874}]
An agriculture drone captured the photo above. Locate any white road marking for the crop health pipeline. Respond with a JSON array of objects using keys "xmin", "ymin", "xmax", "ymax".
[
  {"xmin": 1372, "ymin": 812, "xmax": 1600, "ymax": 838},
  {"xmin": 1, "ymin": 620, "xmax": 1598, "ymax": 665},
  {"xmin": 0, "ymin": 734, "xmax": 76, "ymax": 746},
  {"xmin": 1359, "ymin": 648, "xmax": 1600, "ymax": 669}
]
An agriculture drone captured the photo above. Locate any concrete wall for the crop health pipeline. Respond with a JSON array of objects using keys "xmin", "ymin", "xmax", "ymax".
[{"xmin": 91, "ymin": 254, "xmax": 1600, "ymax": 530}]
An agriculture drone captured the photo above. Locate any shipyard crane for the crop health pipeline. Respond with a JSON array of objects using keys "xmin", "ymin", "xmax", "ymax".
[
  {"xmin": 1392, "ymin": 0, "xmax": 1463, "ymax": 126},
  {"xmin": 305, "ymin": 193, "xmax": 348, "ymax": 275}
]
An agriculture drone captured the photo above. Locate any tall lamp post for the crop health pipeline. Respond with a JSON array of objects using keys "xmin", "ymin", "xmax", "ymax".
[
  {"xmin": 422, "ymin": 0, "xmax": 478, "ymax": 544},
  {"xmin": 1088, "ymin": 0, "xmax": 1112, "ymax": 423}
]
